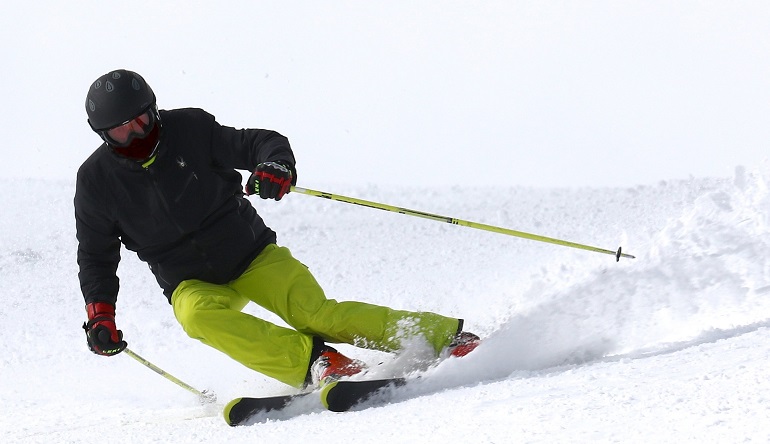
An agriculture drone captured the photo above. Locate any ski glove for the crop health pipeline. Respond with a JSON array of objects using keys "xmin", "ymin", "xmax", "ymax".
[
  {"xmin": 245, "ymin": 161, "xmax": 293, "ymax": 201},
  {"xmin": 83, "ymin": 302, "xmax": 127, "ymax": 356}
]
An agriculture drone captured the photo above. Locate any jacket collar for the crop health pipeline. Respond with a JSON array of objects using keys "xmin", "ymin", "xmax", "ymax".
[{"xmin": 103, "ymin": 143, "xmax": 161, "ymax": 171}]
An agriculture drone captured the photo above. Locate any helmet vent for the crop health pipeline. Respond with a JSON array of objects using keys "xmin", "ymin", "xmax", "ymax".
[{"xmin": 85, "ymin": 69, "xmax": 156, "ymax": 131}]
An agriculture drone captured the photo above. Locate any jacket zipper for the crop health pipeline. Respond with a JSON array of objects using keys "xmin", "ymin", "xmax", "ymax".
[{"xmin": 146, "ymin": 168, "xmax": 215, "ymax": 275}]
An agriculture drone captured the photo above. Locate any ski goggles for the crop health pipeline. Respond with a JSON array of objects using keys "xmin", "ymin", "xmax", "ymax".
[
  {"xmin": 102, "ymin": 108, "xmax": 157, "ymax": 148},
  {"xmin": 102, "ymin": 107, "xmax": 162, "ymax": 162}
]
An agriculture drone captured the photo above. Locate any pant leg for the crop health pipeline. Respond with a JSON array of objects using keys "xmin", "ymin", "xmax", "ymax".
[
  {"xmin": 171, "ymin": 278, "xmax": 314, "ymax": 388},
  {"xmin": 230, "ymin": 244, "xmax": 461, "ymax": 354}
]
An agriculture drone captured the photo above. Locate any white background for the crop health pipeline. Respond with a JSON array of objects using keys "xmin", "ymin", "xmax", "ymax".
[{"xmin": 1, "ymin": 1, "xmax": 768, "ymax": 187}]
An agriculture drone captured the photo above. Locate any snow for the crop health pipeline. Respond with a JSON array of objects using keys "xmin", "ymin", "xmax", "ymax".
[
  {"xmin": 3, "ymin": 164, "xmax": 770, "ymax": 443},
  {"xmin": 3, "ymin": 2, "xmax": 770, "ymax": 440}
]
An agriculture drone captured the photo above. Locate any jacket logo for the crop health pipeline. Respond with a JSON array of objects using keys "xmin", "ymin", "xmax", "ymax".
[{"xmin": 177, "ymin": 157, "xmax": 187, "ymax": 168}]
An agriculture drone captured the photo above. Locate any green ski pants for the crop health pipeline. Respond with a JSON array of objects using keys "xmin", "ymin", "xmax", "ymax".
[{"xmin": 171, "ymin": 244, "xmax": 460, "ymax": 388}]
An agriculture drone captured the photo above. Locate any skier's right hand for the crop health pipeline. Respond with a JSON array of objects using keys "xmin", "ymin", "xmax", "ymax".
[{"xmin": 82, "ymin": 302, "xmax": 127, "ymax": 356}]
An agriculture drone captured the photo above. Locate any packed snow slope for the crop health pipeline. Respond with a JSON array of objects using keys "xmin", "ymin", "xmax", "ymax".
[{"xmin": 2, "ymin": 165, "xmax": 770, "ymax": 443}]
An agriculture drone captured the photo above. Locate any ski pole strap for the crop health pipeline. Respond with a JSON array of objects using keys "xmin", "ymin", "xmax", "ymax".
[{"xmin": 290, "ymin": 186, "xmax": 635, "ymax": 261}]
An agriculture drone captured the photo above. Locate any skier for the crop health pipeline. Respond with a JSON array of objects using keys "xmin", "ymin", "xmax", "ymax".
[{"xmin": 76, "ymin": 69, "xmax": 479, "ymax": 389}]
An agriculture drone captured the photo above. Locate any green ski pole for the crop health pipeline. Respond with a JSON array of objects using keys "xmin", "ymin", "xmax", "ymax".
[
  {"xmin": 290, "ymin": 186, "xmax": 634, "ymax": 261},
  {"xmin": 124, "ymin": 348, "xmax": 216, "ymax": 403}
]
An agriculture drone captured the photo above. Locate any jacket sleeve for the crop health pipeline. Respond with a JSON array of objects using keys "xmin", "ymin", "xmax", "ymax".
[
  {"xmin": 74, "ymin": 166, "xmax": 121, "ymax": 305},
  {"xmin": 207, "ymin": 113, "xmax": 297, "ymax": 182}
]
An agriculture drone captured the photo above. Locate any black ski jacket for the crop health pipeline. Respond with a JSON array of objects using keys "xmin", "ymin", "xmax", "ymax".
[{"xmin": 75, "ymin": 108, "xmax": 296, "ymax": 304}]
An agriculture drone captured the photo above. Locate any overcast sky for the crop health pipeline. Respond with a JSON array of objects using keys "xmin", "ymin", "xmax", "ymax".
[{"xmin": 2, "ymin": 1, "xmax": 768, "ymax": 188}]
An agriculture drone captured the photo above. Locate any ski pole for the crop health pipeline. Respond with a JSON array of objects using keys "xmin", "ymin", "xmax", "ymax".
[
  {"xmin": 124, "ymin": 348, "xmax": 217, "ymax": 403},
  {"xmin": 290, "ymin": 186, "xmax": 635, "ymax": 261}
]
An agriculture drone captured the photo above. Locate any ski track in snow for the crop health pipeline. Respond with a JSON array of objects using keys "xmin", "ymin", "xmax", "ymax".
[{"xmin": 2, "ymin": 165, "xmax": 770, "ymax": 442}]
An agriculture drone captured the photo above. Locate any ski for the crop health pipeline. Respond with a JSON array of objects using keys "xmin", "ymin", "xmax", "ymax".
[
  {"xmin": 224, "ymin": 391, "xmax": 314, "ymax": 426},
  {"xmin": 224, "ymin": 377, "xmax": 408, "ymax": 425},
  {"xmin": 320, "ymin": 377, "xmax": 407, "ymax": 412},
  {"xmin": 223, "ymin": 335, "xmax": 480, "ymax": 425}
]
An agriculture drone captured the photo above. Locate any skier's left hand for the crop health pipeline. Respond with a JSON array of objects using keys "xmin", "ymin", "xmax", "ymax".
[{"xmin": 245, "ymin": 161, "xmax": 293, "ymax": 200}]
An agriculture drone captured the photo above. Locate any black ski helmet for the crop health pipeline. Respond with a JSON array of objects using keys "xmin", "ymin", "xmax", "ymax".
[{"xmin": 85, "ymin": 69, "xmax": 156, "ymax": 131}]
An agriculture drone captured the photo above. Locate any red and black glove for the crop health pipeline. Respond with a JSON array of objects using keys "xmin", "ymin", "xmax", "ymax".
[
  {"xmin": 82, "ymin": 302, "xmax": 127, "ymax": 356},
  {"xmin": 245, "ymin": 161, "xmax": 293, "ymax": 201}
]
